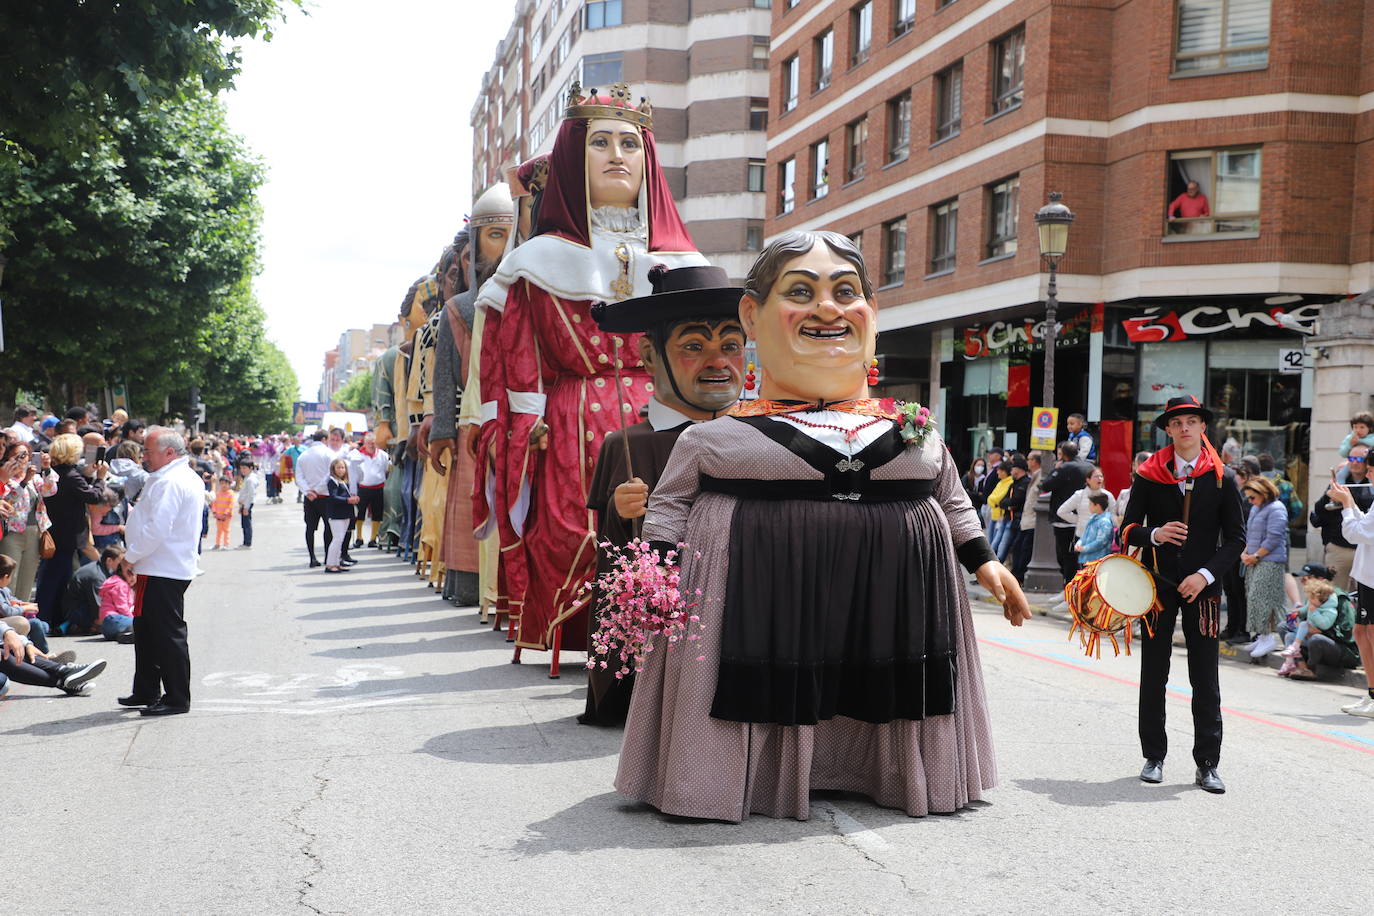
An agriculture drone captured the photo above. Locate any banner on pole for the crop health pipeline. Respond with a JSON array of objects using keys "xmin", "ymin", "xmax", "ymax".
[{"xmin": 1030, "ymin": 406, "xmax": 1059, "ymax": 451}]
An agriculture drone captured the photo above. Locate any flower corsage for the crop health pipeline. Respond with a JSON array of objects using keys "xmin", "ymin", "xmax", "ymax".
[{"xmin": 897, "ymin": 401, "xmax": 936, "ymax": 445}]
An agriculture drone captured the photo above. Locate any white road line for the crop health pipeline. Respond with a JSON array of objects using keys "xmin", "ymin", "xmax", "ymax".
[
  {"xmin": 814, "ymin": 800, "xmax": 890, "ymax": 853},
  {"xmin": 279, "ymin": 696, "xmax": 423, "ymax": 716}
]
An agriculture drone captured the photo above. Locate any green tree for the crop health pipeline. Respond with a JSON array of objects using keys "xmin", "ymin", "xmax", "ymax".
[
  {"xmin": 333, "ymin": 371, "xmax": 373, "ymax": 412},
  {"xmin": 0, "ymin": 89, "xmax": 265, "ymax": 413},
  {"xmin": 0, "ymin": 1, "xmax": 298, "ymax": 160}
]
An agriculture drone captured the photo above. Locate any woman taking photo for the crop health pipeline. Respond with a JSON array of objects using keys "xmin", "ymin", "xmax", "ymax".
[
  {"xmin": 0, "ymin": 440, "xmax": 59, "ymax": 604},
  {"xmin": 1241, "ymin": 475, "xmax": 1289, "ymax": 658},
  {"xmin": 34, "ymin": 433, "xmax": 107, "ymax": 633}
]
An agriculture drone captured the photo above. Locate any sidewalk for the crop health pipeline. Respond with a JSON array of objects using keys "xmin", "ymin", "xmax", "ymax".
[{"xmin": 967, "ymin": 581, "xmax": 1368, "ymax": 689}]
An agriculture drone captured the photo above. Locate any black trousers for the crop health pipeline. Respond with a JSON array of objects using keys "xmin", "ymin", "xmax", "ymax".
[
  {"xmin": 304, "ymin": 496, "xmax": 329, "ymax": 562},
  {"xmin": 0, "ymin": 651, "xmax": 64, "ymax": 689},
  {"xmin": 1053, "ymin": 526, "xmax": 1077, "ymax": 583},
  {"xmin": 131, "ymin": 576, "xmax": 191, "ymax": 707},
  {"xmin": 1221, "ymin": 564, "xmax": 1247, "ymax": 636},
  {"xmin": 1139, "ymin": 594, "xmax": 1222, "ymax": 767}
]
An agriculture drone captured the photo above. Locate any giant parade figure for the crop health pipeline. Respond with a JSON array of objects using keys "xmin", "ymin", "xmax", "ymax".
[
  {"xmin": 474, "ymin": 82, "xmax": 706, "ymax": 668},
  {"xmin": 615, "ymin": 230, "xmax": 1032, "ymax": 821},
  {"xmin": 430, "ymin": 184, "xmax": 514, "ymax": 608}
]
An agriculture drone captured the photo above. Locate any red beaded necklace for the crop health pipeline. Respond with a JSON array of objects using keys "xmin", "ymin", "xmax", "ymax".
[{"xmin": 780, "ymin": 412, "xmax": 890, "ymax": 443}]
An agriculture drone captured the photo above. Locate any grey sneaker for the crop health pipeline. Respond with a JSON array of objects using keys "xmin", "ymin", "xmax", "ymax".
[{"xmin": 57, "ymin": 659, "xmax": 107, "ymax": 695}]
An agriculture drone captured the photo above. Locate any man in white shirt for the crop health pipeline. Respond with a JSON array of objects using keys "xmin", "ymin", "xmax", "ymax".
[
  {"xmin": 120, "ymin": 426, "xmax": 204, "ymax": 716},
  {"xmin": 294, "ymin": 429, "xmax": 337, "ymax": 568},
  {"xmin": 6, "ymin": 405, "xmax": 37, "ymax": 444}
]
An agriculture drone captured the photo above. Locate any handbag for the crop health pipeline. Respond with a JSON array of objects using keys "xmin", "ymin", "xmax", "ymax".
[{"xmin": 39, "ymin": 529, "xmax": 56, "ymax": 559}]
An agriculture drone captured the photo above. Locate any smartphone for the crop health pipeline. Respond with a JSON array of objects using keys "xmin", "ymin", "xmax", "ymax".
[
  {"xmin": 96, "ymin": 445, "xmax": 107, "ymax": 463},
  {"xmin": 82, "ymin": 444, "xmax": 99, "ymax": 465},
  {"xmin": 29, "ymin": 451, "xmax": 43, "ymax": 469}
]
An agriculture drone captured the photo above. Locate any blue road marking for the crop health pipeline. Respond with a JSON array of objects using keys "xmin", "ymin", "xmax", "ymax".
[{"xmin": 1328, "ymin": 730, "xmax": 1374, "ymax": 747}]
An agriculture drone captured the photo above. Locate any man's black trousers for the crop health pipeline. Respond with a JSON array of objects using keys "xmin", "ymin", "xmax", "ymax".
[{"xmin": 132, "ymin": 576, "xmax": 191, "ymax": 708}]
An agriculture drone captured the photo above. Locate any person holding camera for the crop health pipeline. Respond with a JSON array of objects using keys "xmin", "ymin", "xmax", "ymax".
[{"xmin": 34, "ymin": 433, "xmax": 108, "ymax": 634}]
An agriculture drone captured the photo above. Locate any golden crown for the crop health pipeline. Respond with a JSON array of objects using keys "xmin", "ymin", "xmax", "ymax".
[{"xmin": 564, "ymin": 81, "xmax": 653, "ymax": 130}]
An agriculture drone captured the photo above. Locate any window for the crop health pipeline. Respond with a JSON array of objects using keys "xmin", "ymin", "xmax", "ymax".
[
  {"xmin": 1174, "ymin": 0, "xmax": 1270, "ymax": 73},
  {"xmin": 814, "ymin": 29, "xmax": 834, "ymax": 91},
  {"xmin": 779, "ymin": 157, "xmax": 796, "ymax": 214},
  {"xmin": 557, "ymin": 29, "xmax": 571, "ymax": 67},
  {"xmin": 882, "ymin": 217, "xmax": 907, "ymax": 286},
  {"xmin": 747, "ymin": 159, "xmax": 766, "ymax": 192},
  {"xmin": 582, "ymin": 52, "xmax": 623, "ymax": 87},
  {"xmin": 991, "ymin": 27, "xmax": 1025, "ymax": 114},
  {"xmin": 985, "ymin": 175, "xmax": 1019, "ymax": 259},
  {"xmin": 1166, "ymin": 147, "xmax": 1262, "ymax": 234},
  {"xmin": 886, "ymin": 91, "xmax": 911, "ymax": 163},
  {"xmin": 782, "ymin": 55, "xmax": 799, "ymax": 111},
  {"xmin": 850, "ymin": 2, "xmax": 873, "ymax": 67},
  {"xmin": 584, "ymin": 0, "xmax": 622, "ymax": 30},
  {"xmin": 746, "ymin": 223, "xmax": 764, "ymax": 251},
  {"xmin": 531, "ymin": 71, "xmax": 545, "ymax": 101},
  {"xmin": 811, "ymin": 139, "xmax": 830, "ymax": 199},
  {"xmin": 754, "ymin": 0, "xmax": 772, "ymax": 8},
  {"xmin": 845, "ymin": 116, "xmax": 867, "ymax": 182},
  {"xmin": 848, "ymin": 230, "xmax": 862, "ymax": 251},
  {"xmin": 893, "ymin": 0, "xmax": 916, "ymax": 37},
  {"xmin": 752, "ymin": 38, "xmax": 770, "ymax": 71},
  {"xmin": 934, "ymin": 63, "xmax": 962, "ymax": 142},
  {"xmin": 929, "ymin": 198, "xmax": 958, "ymax": 274},
  {"xmin": 531, "ymin": 18, "xmax": 544, "ymax": 56},
  {"xmin": 750, "ymin": 98, "xmax": 769, "ymax": 130}
]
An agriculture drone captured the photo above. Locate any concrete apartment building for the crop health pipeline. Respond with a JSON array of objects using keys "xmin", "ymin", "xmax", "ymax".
[
  {"xmin": 765, "ymin": 0, "xmax": 1374, "ymax": 535},
  {"xmin": 470, "ymin": 0, "xmax": 774, "ymax": 280}
]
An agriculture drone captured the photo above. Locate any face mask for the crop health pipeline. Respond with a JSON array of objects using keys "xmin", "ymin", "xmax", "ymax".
[{"xmin": 974, "ymin": 465, "xmax": 985, "ymax": 474}]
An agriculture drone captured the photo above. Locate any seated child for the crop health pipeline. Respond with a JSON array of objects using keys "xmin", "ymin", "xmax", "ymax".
[
  {"xmin": 1339, "ymin": 410, "xmax": 1374, "ymax": 458},
  {"xmin": 0, "ymin": 553, "xmax": 51, "ymax": 654},
  {"xmin": 1278, "ymin": 579, "xmax": 1338, "ymax": 675},
  {"xmin": 97, "ymin": 551, "xmax": 136, "ymax": 642},
  {"xmin": 1072, "ymin": 493, "xmax": 1115, "ymax": 565}
]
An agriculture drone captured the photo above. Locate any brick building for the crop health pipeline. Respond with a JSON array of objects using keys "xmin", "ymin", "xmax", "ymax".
[
  {"xmin": 766, "ymin": 0, "xmax": 1374, "ymax": 526},
  {"xmin": 470, "ymin": 0, "xmax": 774, "ymax": 279}
]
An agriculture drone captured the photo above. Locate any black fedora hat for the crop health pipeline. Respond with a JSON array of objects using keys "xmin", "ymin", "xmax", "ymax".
[
  {"xmin": 591, "ymin": 264, "xmax": 743, "ymax": 332},
  {"xmin": 1154, "ymin": 394, "xmax": 1214, "ymax": 430}
]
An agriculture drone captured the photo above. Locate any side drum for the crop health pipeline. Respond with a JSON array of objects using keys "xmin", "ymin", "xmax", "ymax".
[{"xmin": 1064, "ymin": 553, "xmax": 1162, "ymax": 658}]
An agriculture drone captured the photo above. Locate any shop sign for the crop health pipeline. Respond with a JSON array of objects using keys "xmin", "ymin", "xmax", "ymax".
[
  {"xmin": 1122, "ymin": 302, "xmax": 1319, "ymax": 342},
  {"xmin": 962, "ymin": 307, "xmax": 1092, "ymax": 359}
]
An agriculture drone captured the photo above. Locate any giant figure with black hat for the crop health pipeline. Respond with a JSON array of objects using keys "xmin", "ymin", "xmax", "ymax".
[
  {"xmin": 578, "ymin": 264, "xmax": 747, "ymax": 725},
  {"xmin": 1120, "ymin": 395, "xmax": 1244, "ymax": 794}
]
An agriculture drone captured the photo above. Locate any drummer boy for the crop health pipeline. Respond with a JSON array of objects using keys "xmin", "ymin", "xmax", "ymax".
[{"xmin": 1119, "ymin": 396, "xmax": 1245, "ymax": 795}]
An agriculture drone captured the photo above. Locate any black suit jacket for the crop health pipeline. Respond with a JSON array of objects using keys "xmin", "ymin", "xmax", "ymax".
[
  {"xmin": 1121, "ymin": 467, "xmax": 1245, "ymax": 602},
  {"xmin": 1042, "ymin": 459, "xmax": 1093, "ymax": 524}
]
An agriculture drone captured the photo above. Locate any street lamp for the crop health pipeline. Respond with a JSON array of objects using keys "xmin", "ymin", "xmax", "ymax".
[
  {"xmin": 1034, "ymin": 191, "xmax": 1074, "ymax": 409},
  {"xmin": 1024, "ymin": 192, "xmax": 1075, "ymax": 593}
]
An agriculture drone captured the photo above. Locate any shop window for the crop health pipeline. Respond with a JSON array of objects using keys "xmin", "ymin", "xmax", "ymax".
[
  {"xmin": 991, "ymin": 27, "xmax": 1025, "ymax": 115},
  {"xmin": 850, "ymin": 2, "xmax": 873, "ymax": 67},
  {"xmin": 1174, "ymin": 0, "xmax": 1270, "ymax": 74},
  {"xmin": 747, "ymin": 159, "xmax": 766, "ymax": 193},
  {"xmin": 782, "ymin": 55, "xmax": 799, "ymax": 112},
  {"xmin": 752, "ymin": 38, "xmax": 770, "ymax": 71},
  {"xmin": 815, "ymin": 29, "xmax": 834, "ymax": 91},
  {"xmin": 811, "ymin": 139, "xmax": 830, "ymax": 199},
  {"xmin": 584, "ymin": 0, "xmax": 622, "ymax": 30},
  {"xmin": 929, "ymin": 198, "xmax": 958, "ymax": 274},
  {"xmin": 886, "ymin": 91, "xmax": 911, "ymax": 163},
  {"xmin": 985, "ymin": 175, "xmax": 1019, "ymax": 259},
  {"xmin": 882, "ymin": 217, "xmax": 907, "ymax": 286},
  {"xmin": 750, "ymin": 98, "xmax": 769, "ymax": 131},
  {"xmin": 962, "ymin": 357, "xmax": 1010, "ymax": 397},
  {"xmin": 1167, "ymin": 147, "xmax": 1261, "ymax": 235},
  {"xmin": 893, "ymin": 0, "xmax": 916, "ymax": 37},
  {"xmin": 779, "ymin": 157, "xmax": 796, "ymax": 214},
  {"xmin": 846, "ymin": 116, "xmax": 868, "ymax": 182},
  {"xmin": 582, "ymin": 52, "xmax": 622, "ymax": 87},
  {"xmin": 934, "ymin": 62, "xmax": 962, "ymax": 142}
]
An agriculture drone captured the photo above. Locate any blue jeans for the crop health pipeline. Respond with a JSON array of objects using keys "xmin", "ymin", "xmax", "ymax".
[
  {"xmin": 240, "ymin": 507, "xmax": 253, "ymax": 547},
  {"xmin": 101, "ymin": 613, "xmax": 134, "ymax": 640},
  {"xmin": 989, "ymin": 519, "xmax": 1013, "ymax": 561}
]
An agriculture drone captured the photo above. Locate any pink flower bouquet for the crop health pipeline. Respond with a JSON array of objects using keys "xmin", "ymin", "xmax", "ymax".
[{"xmin": 584, "ymin": 538, "xmax": 705, "ymax": 679}]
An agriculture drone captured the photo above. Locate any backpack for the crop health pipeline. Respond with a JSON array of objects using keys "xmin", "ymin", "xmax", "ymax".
[{"xmin": 1275, "ymin": 477, "xmax": 1302, "ymax": 522}]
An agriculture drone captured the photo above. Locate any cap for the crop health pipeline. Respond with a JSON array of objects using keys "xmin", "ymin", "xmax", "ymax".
[{"xmin": 1297, "ymin": 562, "xmax": 1334, "ymax": 580}]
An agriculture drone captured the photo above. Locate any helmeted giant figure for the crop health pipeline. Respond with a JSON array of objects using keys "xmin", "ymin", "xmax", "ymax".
[{"xmin": 474, "ymin": 82, "xmax": 705, "ymax": 659}]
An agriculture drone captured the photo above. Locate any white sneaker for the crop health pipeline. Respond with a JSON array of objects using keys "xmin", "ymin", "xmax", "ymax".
[
  {"xmin": 1345, "ymin": 696, "xmax": 1374, "ymax": 717},
  {"xmin": 1239, "ymin": 638, "xmax": 1259, "ymax": 652},
  {"xmin": 1249, "ymin": 633, "xmax": 1278, "ymax": 657}
]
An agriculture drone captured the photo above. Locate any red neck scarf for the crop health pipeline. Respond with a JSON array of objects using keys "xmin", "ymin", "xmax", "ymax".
[
  {"xmin": 730, "ymin": 397, "xmax": 901, "ymax": 420},
  {"xmin": 1135, "ymin": 437, "xmax": 1225, "ymax": 486}
]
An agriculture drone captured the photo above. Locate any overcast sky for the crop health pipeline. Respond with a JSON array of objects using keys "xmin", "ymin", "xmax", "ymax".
[{"xmin": 224, "ymin": 0, "xmax": 518, "ymax": 400}]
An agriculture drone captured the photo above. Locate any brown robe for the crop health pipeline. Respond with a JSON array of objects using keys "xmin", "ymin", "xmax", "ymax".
[{"xmin": 440, "ymin": 300, "xmax": 480, "ymax": 574}]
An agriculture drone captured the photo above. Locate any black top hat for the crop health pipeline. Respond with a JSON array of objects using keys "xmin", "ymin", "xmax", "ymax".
[
  {"xmin": 1154, "ymin": 394, "xmax": 1214, "ymax": 430},
  {"xmin": 591, "ymin": 264, "xmax": 743, "ymax": 332}
]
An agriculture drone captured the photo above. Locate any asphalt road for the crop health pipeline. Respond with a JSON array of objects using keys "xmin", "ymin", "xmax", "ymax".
[{"xmin": 5, "ymin": 498, "xmax": 1371, "ymax": 915}]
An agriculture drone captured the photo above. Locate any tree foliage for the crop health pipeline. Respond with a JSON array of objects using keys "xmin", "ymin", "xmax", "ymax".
[
  {"xmin": 332, "ymin": 371, "xmax": 373, "ymax": 412},
  {"xmin": 0, "ymin": 1, "xmax": 297, "ymax": 160},
  {"xmin": 0, "ymin": 87, "xmax": 290, "ymax": 429}
]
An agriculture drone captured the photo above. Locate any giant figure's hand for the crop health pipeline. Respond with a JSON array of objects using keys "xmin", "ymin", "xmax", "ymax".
[
  {"xmin": 613, "ymin": 478, "xmax": 649, "ymax": 520},
  {"xmin": 374, "ymin": 421, "xmax": 393, "ymax": 452},
  {"xmin": 429, "ymin": 438, "xmax": 454, "ymax": 477},
  {"xmin": 529, "ymin": 418, "xmax": 549, "ymax": 451},
  {"xmin": 460, "ymin": 425, "xmax": 479, "ymax": 461},
  {"xmin": 976, "ymin": 560, "xmax": 1032, "ymax": 627}
]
